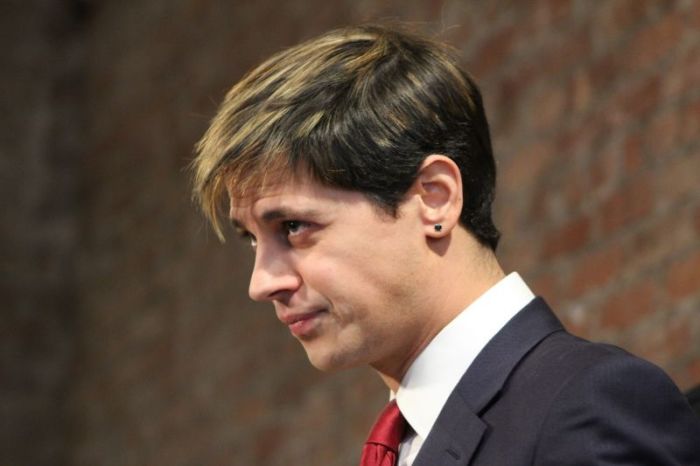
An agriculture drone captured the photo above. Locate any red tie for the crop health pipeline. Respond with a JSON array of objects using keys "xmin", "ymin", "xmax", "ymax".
[{"xmin": 360, "ymin": 400, "xmax": 407, "ymax": 466}]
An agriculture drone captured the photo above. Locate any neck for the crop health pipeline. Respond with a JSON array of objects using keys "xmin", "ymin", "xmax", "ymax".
[{"xmin": 374, "ymin": 230, "xmax": 505, "ymax": 392}]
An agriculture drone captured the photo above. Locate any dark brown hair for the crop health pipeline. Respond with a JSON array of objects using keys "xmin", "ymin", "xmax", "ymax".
[{"xmin": 193, "ymin": 24, "xmax": 500, "ymax": 250}]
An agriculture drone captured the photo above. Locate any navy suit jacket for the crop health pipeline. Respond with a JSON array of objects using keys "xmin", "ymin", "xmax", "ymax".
[{"xmin": 412, "ymin": 298, "xmax": 700, "ymax": 465}]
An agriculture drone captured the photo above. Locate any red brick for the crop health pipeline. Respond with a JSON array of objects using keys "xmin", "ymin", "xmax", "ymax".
[
  {"xmin": 623, "ymin": 132, "xmax": 644, "ymax": 172},
  {"xmin": 562, "ymin": 319, "xmax": 589, "ymax": 340},
  {"xmin": 625, "ymin": 320, "xmax": 669, "ymax": 368},
  {"xmin": 554, "ymin": 117, "xmax": 604, "ymax": 157},
  {"xmin": 599, "ymin": 175, "xmax": 654, "ymax": 234},
  {"xmin": 544, "ymin": 0, "xmax": 573, "ymax": 23},
  {"xmin": 563, "ymin": 173, "xmax": 586, "ymax": 210},
  {"xmin": 523, "ymin": 0, "xmax": 573, "ymax": 31},
  {"xmin": 631, "ymin": 310, "xmax": 695, "ymax": 372},
  {"xmin": 571, "ymin": 72, "xmax": 592, "ymax": 114},
  {"xmin": 588, "ymin": 45, "xmax": 629, "ymax": 94},
  {"xmin": 558, "ymin": 304, "xmax": 591, "ymax": 339},
  {"xmin": 666, "ymin": 249, "xmax": 700, "ymax": 301},
  {"xmin": 664, "ymin": 312, "xmax": 694, "ymax": 361},
  {"xmin": 502, "ymin": 27, "xmax": 590, "ymax": 98},
  {"xmin": 644, "ymin": 108, "xmax": 680, "ymax": 161},
  {"xmin": 654, "ymin": 152, "xmax": 700, "ymax": 209},
  {"xmin": 472, "ymin": 25, "xmax": 518, "ymax": 78},
  {"xmin": 500, "ymin": 141, "xmax": 555, "ymax": 189},
  {"xmin": 530, "ymin": 83, "xmax": 568, "ymax": 133},
  {"xmin": 691, "ymin": 0, "xmax": 700, "ymax": 29},
  {"xmin": 254, "ymin": 424, "xmax": 285, "ymax": 463},
  {"xmin": 599, "ymin": 279, "xmax": 655, "ymax": 330},
  {"xmin": 678, "ymin": 99, "xmax": 700, "ymax": 150},
  {"xmin": 624, "ymin": 211, "xmax": 695, "ymax": 276},
  {"xmin": 623, "ymin": 10, "xmax": 685, "ymax": 71},
  {"xmin": 597, "ymin": 75, "xmax": 661, "ymax": 128},
  {"xmin": 569, "ymin": 244, "xmax": 626, "ymax": 297},
  {"xmin": 621, "ymin": 76, "xmax": 661, "ymax": 119},
  {"xmin": 602, "ymin": 0, "xmax": 654, "ymax": 36},
  {"xmin": 529, "ymin": 270, "xmax": 561, "ymax": 303},
  {"xmin": 663, "ymin": 41, "xmax": 700, "ymax": 99},
  {"xmin": 542, "ymin": 216, "xmax": 592, "ymax": 259},
  {"xmin": 490, "ymin": 76, "xmax": 529, "ymax": 135},
  {"xmin": 526, "ymin": 186, "xmax": 548, "ymax": 224},
  {"xmin": 589, "ymin": 144, "xmax": 620, "ymax": 192},
  {"xmin": 686, "ymin": 359, "xmax": 700, "ymax": 388},
  {"xmin": 542, "ymin": 27, "xmax": 592, "ymax": 78},
  {"xmin": 527, "ymin": 172, "xmax": 584, "ymax": 227},
  {"xmin": 498, "ymin": 232, "xmax": 541, "ymax": 274}
]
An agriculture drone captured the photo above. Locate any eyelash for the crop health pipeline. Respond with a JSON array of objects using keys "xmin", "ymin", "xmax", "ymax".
[
  {"xmin": 236, "ymin": 220, "xmax": 309, "ymax": 249},
  {"xmin": 282, "ymin": 220, "xmax": 305, "ymax": 236},
  {"xmin": 238, "ymin": 230, "xmax": 257, "ymax": 248}
]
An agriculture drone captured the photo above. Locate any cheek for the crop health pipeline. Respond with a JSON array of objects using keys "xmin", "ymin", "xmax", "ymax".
[
  {"xmin": 310, "ymin": 256, "xmax": 414, "ymax": 321},
  {"xmin": 300, "ymin": 257, "xmax": 372, "ymax": 314},
  {"xmin": 298, "ymin": 226, "xmax": 424, "ymax": 313}
]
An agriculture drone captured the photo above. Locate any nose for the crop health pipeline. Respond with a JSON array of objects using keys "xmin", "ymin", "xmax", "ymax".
[{"xmin": 248, "ymin": 246, "xmax": 302, "ymax": 302}]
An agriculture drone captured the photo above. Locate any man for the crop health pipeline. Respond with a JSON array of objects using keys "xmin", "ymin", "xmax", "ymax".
[{"xmin": 192, "ymin": 25, "xmax": 700, "ymax": 465}]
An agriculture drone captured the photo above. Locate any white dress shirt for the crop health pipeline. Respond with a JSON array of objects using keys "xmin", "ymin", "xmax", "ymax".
[{"xmin": 393, "ymin": 272, "xmax": 535, "ymax": 466}]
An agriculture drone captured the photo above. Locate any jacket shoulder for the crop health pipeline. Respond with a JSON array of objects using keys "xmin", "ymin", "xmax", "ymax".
[
  {"xmin": 474, "ymin": 330, "xmax": 700, "ymax": 465},
  {"xmin": 526, "ymin": 332, "xmax": 700, "ymax": 464}
]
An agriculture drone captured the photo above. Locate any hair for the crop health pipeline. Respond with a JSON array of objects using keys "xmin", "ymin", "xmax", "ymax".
[{"xmin": 192, "ymin": 24, "xmax": 500, "ymax": 250}]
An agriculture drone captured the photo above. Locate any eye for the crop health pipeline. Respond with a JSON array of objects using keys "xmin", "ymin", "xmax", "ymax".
[
  {"xmin": 235, "ymin": 228, "xmax": 257, "ymax": 249},
  {"xmin": 282, "ymin": 220, "xmax": 307, "ymax": 236}
]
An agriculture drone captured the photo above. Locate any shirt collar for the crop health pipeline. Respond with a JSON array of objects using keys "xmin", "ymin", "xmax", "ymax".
[{"xmin": 393, "ymin": 272, "xmax": 535, "ymax": 439}]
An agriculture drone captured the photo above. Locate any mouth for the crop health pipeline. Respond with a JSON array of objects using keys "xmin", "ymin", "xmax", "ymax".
[{"xmin": 279, "ymin": 310, "xmax": 326, "ymax": 338}]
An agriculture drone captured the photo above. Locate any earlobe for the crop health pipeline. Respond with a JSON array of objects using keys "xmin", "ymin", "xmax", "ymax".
[{"xmin": 414, "ymin": 154, "xmax": 463, "ymax": 238}]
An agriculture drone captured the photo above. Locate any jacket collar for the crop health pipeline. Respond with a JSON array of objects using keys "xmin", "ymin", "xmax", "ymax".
[{"xmin": 412, "ymin": 298, "xmax": 563, "ymax": 466}]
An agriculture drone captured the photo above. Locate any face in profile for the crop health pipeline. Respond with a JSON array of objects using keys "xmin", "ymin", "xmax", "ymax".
[{"xmin": 228, "ymin": 175, "xmax": 434, "ymax": 376}]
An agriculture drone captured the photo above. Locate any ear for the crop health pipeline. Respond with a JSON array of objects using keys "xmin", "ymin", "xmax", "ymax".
[{"xmin": 412, "ymin": 154, "xmax": 463, "ymax": 238}]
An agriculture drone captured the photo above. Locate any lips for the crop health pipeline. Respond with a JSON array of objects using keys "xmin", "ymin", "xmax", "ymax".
[{"xmin": 279, "ymin": 310, "xmax": 325, "ymax": 337}]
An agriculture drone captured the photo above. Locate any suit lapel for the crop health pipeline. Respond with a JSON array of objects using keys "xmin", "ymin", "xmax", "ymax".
[
  {"xmin": 412, "ymin": 298, "xmax": 563, "ymax": 466},
  {"xmin": 411, "ymin": 395, "xmax": 487, "ymax": 466}
]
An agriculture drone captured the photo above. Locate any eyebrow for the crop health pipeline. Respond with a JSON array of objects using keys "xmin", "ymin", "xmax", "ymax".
[
  {"xmin": 229, "ymin": 207, "xmax": 323, "ymax": 230},
  {"xmin": 261, "ymin": 207, "xmax": 322, "ymax": 222}
]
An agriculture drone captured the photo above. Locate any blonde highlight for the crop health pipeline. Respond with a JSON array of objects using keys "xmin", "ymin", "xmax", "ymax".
[{"xmin": 192, "ymin": 24, "xmax": 500, "ymax": 249}]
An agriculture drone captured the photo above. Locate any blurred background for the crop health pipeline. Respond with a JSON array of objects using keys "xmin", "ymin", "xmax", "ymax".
[{"xmin": 2, "ymin": 0, "xmax": 699, "ymax": 465}]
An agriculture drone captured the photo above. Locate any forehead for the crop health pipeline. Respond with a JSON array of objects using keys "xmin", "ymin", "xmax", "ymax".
[
  {"xmin": 226, "ymin": 172, "xmax": 364, "ymax": 222},
  {"xmin": 228, "ymin": 171, "xmax": 318, "ymax": 206}
]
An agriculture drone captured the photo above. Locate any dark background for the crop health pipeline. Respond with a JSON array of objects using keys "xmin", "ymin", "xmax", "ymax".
[{"xmin": 2, "ymin": 0, "xmax": 699, "ymax": 465}]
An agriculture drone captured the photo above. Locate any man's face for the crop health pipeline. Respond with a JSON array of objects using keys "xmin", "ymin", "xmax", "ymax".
[{"xmin": 229, "ymin": 175, "xmax": 432, "ymax": 375}]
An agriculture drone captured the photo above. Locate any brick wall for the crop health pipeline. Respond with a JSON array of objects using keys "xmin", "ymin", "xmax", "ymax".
[
  {"xmin": 1, "ymin": 1, "xmax": 86, "ymax": 465},
  {"xmin": 4, "ymin": 1, "xmax": 698, "ymax": 465},
  {"xmin": 475, "ymin": 0, "xmax": 700, "ymax": 389}
]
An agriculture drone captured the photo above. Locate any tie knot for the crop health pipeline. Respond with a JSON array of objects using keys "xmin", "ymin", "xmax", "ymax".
[{"xmin": 365, "ymin": 400, "xmax": 406, "ymax": 452}]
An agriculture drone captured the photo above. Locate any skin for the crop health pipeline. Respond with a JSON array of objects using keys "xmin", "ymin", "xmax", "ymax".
[{"xmin": 228, "ymin": 155, "xmax": 505, "ymax": 391}]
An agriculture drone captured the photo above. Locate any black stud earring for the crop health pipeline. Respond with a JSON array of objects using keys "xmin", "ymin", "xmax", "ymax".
[{"xmin": 434, "ymin": 224, "xmax": 442, "ymax": 232}]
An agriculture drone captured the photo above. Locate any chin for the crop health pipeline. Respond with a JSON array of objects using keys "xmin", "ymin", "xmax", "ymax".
[{"xmin": 304, "ymin": 347, "xmax": 362, "ymax": 372}]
